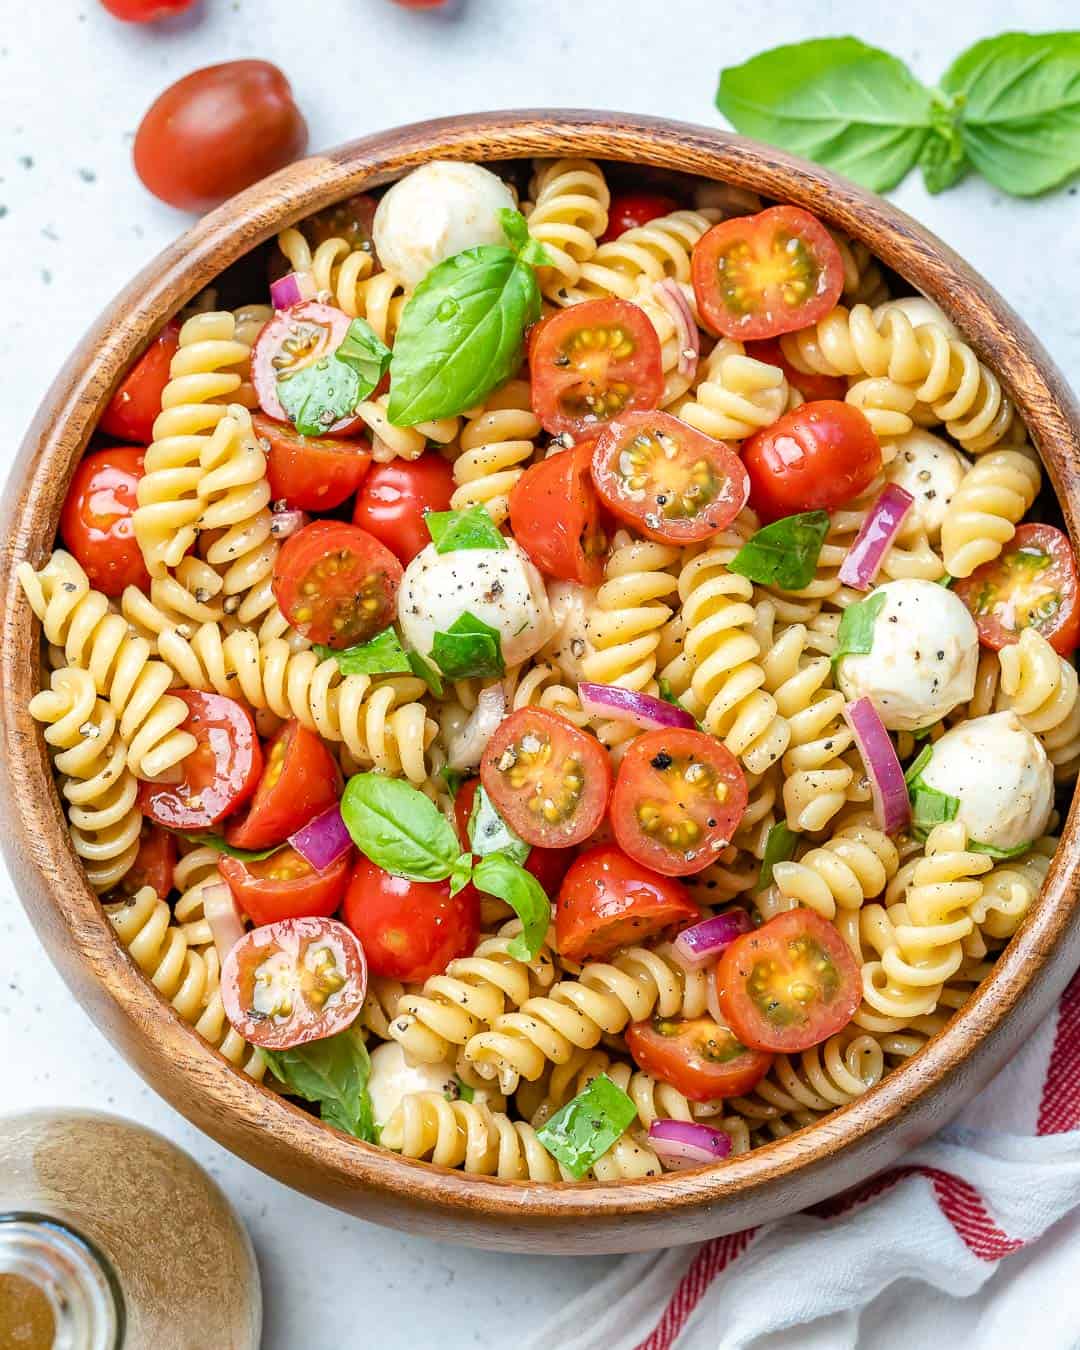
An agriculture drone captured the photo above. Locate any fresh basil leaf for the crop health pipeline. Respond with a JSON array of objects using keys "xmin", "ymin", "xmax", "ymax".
[
  {"xmin": 175, "ymin": 831, "xmax": 284, "ymax": 863},
  {"xmin": 262, "ymin": 1027, "xmax": 376, "ymax": 1143},
  {"xmin": 912, "ymin": 721, "xmax": 940, "ymax": 743},
  {"xmin": 942, "ymin": 32, "xmax": 1080, "ymax": 196},
  {"xmin": 468, "ymin": 784, "xmax": 531, "ymax": 865},
  {"xmin": 920, "ymin": 95, "xmax": 969, "ymax": 194},
  {"xmin": 388, "ymin": 246, "xmax": 542, "ymax": 426},
  {"xmin": 832, "ymin": 591, "xmax": 888, "ymax": 669},
  {"xmin": 754, "ymin": 823, "xmax": 801, "ymax": 893},
  {"xmin": 536, "ymin": 1074, "xmax": 637, "ymax": 1179},
  {"xmin": 716, "ymin": 38, "xmax": 934, "ymax": 192},
  {"xmin": 340, "ymin": 773, "xmax": 461, "ymax": 881},
  {"xmin": 729, "ymin": 511, "xmax": 830, "ymax": 590},
  {"xmin": 430, "ymin": 611, "xmax": 505, "ymax": 680},
  {"xmin": 448, "ymin": 852, "xmax": 475, "ymax": 898},
  {"xmin": 498, "ymin": 206, "xmax": 531, "ymax": 253},
  {"xmin": 471, "ymin": 853, "xmax": 550, "ymax": 960},
  {"xmin": 335, "ymin": 317, "xmax": 392, "ymax": 390},
  {"xmin": 278, "ymin": 357, "xmax": 362, "ymax": 437},
  {"xmin": 908, "ymin": 775, "xmax": 960, "ymax": 841},
  {"xmin": 315, "ymin": 628, "xmax": 412, "ymax": 677},
  {"xmin": 903, "ymin": 743, "xmax": 934, "ymax": 788},
  {"xmin": 426, "ymin": 505, "xmax": 508, "ymax": 554},
  {"xmin": 969, "ymin": 838, "xmax": 1034, "ymax": 859},
  {"xmin": 449, "ymin": 1074, "xmax": 475, "ymax": 1103},
  {"xmin": 406, "ymin": 648, "xmax": 444, "ymax": 697},
  {"xmin": 440, "ymin": 765, "xmax": 468, "ymax": 797}
]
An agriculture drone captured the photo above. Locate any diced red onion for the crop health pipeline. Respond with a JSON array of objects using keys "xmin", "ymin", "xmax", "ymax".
[
  {"xmin": 653, "ymin": 279, "xmax": 700, "ymax": 380},
  {"xmin": 843, "ymin": 697, "xmax": 911, "ymax": 835},
  {"xmin": 270, "ymin": 270, "xmax": 317, "ymax": 311},
  {"xmin": 672, "ymin": 909, "xmax": 753, "ymax": 971},
  {"xmin": 448, "ymin": 685, "xmax": 506, "ymax": 771},
  {"xmin": 269, "ymin": 508, "xmax": 310, "ymax": 540},
  {"xmin": 578, "ymin": 682, "xmax": 695, "ymax": 732},
  {"xmin": 289, "ymin": 804, "xmax": 352, "ymax": 873},
  {"xmin": 203, "ymin": 882, "xmax": 245, "ymax": 963},
  {"xmin": 838, "ymin": 485, "xmax": 914, "ymax": 591},
  {"xmin": 648, "ymin": 1119, "xmax": 732, "ymax": 1170}
]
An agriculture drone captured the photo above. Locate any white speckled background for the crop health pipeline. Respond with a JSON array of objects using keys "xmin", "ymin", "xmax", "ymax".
[{"xmin": 1, "ymin": 1, "xmax": 1078, "ymax": 1345}]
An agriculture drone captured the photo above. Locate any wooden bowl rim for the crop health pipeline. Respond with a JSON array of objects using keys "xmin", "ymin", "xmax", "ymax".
[{"xmin": 3, "ymin": 108, "xmax": 1079, "ymax": 1225}]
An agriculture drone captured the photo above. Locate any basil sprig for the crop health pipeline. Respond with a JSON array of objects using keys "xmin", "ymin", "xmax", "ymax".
[
  {"xmin": 277, "ymin": 317, "xmax": 391, "ymax": 435},
  {"xmin": 431, "ymin": 611, "xmax": 505, "ymax": 680},
  {"xmin": 754, "ymin": 822, "xmax": 801, "ymax": 893},
  {"xmin": 426, "ymin": 505, "xmax": 507, "ymax": 554},
  {"xmin": 262, "ymin": 1026, "xmax": 377, "ymax": 1143},
  {"xmin": 388, "ymin": 209, "xmax": 553, "ymax": 426},
  {"xmin": 831, "ymin": 591, "xmax": 887, "ymax": 669},
  {"xmin": 536, "ymin": 1074, "xmax": 638, "ymax": 1179},
  {"xmin": 717, "ymin": 32, "xmax": 1080, "ymax": 196},
  {"xmin": 315, "ymin": 627, "xmax": 443, "ymax": 695},
  {"xmin": 729, "ymin": 511, "xmax": 830, "ymax": 591}
]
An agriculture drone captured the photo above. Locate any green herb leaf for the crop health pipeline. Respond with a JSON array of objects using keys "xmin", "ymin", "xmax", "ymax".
[
  {"xmin": 447, "ymin": 1074, "xmax": 474, "ymax": 1103},
  {"xmin": 498, "ymin": 206, "xmax": 531, "ymax": 252},
  {"xmin": 406, "ymin": 648, "xmax": 444, "ymax": 697},
  {"xmin": 938, "ymin": 574, "xmax": 954, "ymax": 587},
  {"xmin": 468, "ymin": 784, "xmax": 531, "ymax": 865},
  {"xmin": 440, "ymin": 765, "xmax": 468, "ymax": 797},
  {"xmin": 335, "ymin": 317, "xmax": 392, "ymax": 390},
  {"xmin": 448, "ymin": 852, "xmax": 475, "ymax": 897},
  {"xmin": 340, "ymin": 773, "xmax": 461, "ymax": 881},
  {"xmin": 832, "ymin": 591, "xmax": 888, "ymax": 669},
  {"xmin": 942, "ymin": 32, "xmax": 1080, "ymax": 196},
  {"xmin": 754, "ymin": 822, "xmax": 801, "ymax": 893},
  {"xmin": 471, "ymin": 853, "xmax": 550, "ymax": 960},
  {"xmin": 907, "ymin": 754, "xmax": 960, "ymax": 840},
  {"xmin": 315, "ymin": 628, "xmax": 412, "ymax": 677},
  {"xmin": 388, "ymin": 246, "xmax": 542, "ymax": 426},
  {"xmin": 969, "ymin": 838, "xmax": 1034, "ymax": 859},
  {"xmin": 175, "ymin": 831, "xmax": 284, "ymax": 863},
  {"xmin": 426, "ymin": 505, "xmax": 508, "ymax": 554},
  {"xmin": 729, "ymin": 511, "xmax": 830, "ymax": 590},
  {"xmin": 536, "ymin": 1074, "xmax": 637, "ymax": 1179},
  {"xmin": 716, "ymin": 38, "xmax": 934, "ymax": 191},
  {"xmin": 261, "ymin": 1026, "xmax": 376, "ymax": 1143},
  {"xmin": 277, "ymin": 319, "xmax": 390, "ymax": 436},
  {"xmin": 431, "ymin": 611, "xmax": 505, "ymax": 680},
  {"xmin": 920, "ymin": 94, "xmax": 968, "ymax": 193},
  {"xmin": 903, "ymin": 743, "xmax": 934, "ymax": 787}
]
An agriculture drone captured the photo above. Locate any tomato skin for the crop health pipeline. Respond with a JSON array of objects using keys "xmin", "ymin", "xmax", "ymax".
[
  {"xmin": 508, "ymin": 440, "xmax": 609, "ymax": 585},
  {"xmin": 220, "ymin": 847, "xmax": 352, "ymax": 927},
  {"xmin": 453, "ymin": 778, "xmax": 573, "ymax": 899},
  {"xmin": 342, "ymin": 855, "xmax": 480, "ymax": 984},
  {"xmin": 134, "ymin": 61, "xmax": 308, "ymax": 212},
  {"xmin": 255, "ymin": 413, "xmax": 372, "ymax": 512},
  {"xmin": 225, "ymin": 720, "xmax": 342, "ymax": 851},
  {"xmin": 716, "ymin": 910, "xmax": 861, "ymax": 1054},
  {"xmin": 351, "ymin": 453, "xmax": 455, "ymax": 565},
  {"xmin": 743, "ymin": 400, "xmax": 881, "ymax": 522},
  {"xmin": 137, "ymin": 691, "xmax": 263, "ymax": 831},
  {"xmin": 59, "ymin": 448, "xmax": 150, "ymax": 597},
  {"xmin": 99, "ymin": 321, "xmax": 180, "ymax": 444},
  {"xmin": 743, "ymin": 338, "xmax": 847, "ymax": 403},
  {"xmin": 625, "ymin": 1016, "xmax": 773, "ymax": 1102},
  {"xmin": 954, "ymin": 523, "xmax": 1080, "ymax": 656},
  {"xmin": 591, "ymin": 411, "xmax": 750, "ymax": 544},
  {"xmin": 601, "ymin": 192, "xmax": 679, "ymax": 243},
  {"xmin": 121, "ymin": 823, "xmax": 176, "ymax": 897},
  {"xmin": 221, "ymin": 915, "xmax": 366, "ymax": 1050},
  {"xmin": 692, "ymin": 206, "xmax": 844, "ymax": 340},
  {"xmin": 555, "ymin": 845, "xmax": 700, "ymax": 962},
  {"xmin": 251, "ymin": 301, "xmax": 362, "ymax": 433},
  {"xmin": 100, "ymin": 0, "xmax": 195, "ymax": 18},
  {"xmin": 610, "ymin": 729, "xmax": 748, "ymax": 877}
]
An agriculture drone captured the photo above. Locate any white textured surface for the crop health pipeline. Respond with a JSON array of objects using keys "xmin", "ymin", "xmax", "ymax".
[{"xmin": 0, "ymin": 1, "xmax": 1077, "ymax": 1346}]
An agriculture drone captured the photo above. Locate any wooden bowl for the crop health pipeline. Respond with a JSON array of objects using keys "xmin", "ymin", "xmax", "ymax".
[{"xmin": 3, "ymin": 111, "xmax": 1078, "ymax": 1254}]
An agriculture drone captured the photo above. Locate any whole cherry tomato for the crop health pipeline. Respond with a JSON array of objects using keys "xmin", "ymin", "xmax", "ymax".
[
  {"xmin": 600, "ymin": 192, "xmax": 678, "ymax": 243},
  {"xmin": 352, "ymin": 453, "xmax": 455, "ymax": 565},
  {"xmin": 59, "ymin": 448, "xmax": 150, "ymax": 597},
  {"xmin": 743, "ymin": 401, "xmax": 881, "ymax": 522},
  {"xmin": 99, "ymin": 321, "xmax": 180, "ymax": 445},
  {"xmin": 100, "ymin": 0, "xmax": 196, "ymax": 19}
]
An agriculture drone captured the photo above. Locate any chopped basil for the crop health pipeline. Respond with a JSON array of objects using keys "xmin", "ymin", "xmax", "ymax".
[
  {"xmin": 937, "ymin": 573, "xmax": 954, "ymax": 588},
  {"xmin": 908, "ymin": 778, "xmax": 960, "ymax": 840},
  {"xmin": 316, "ymin": 628, "xmax": 412, "ymax": 677},
  {"xmin": 471, "ymin": 853, "xmax": 551, "ymax": 961},
  {"xmin": 754, "ymin": 822, "xmax": 801, "ymax": 893},
  {"xmin": 277, "ymin": 318, "xmax": 390, "ymax": 436},
  {"xmin": 261, "ymin": 1027, "xmax": 377, "ymax": 1143},
  {"xmin": 969, "ymin": 838, "xmax": 1034, "ymax": 860},
  {"xmin": 431, "ymin": 611, "xmax": 505, "ymax": 680},
  {"xmin": 903, "ymin": 743, "xmax": 934, "ymax": 787},
  {"xmin": 426, "ymin": 505, "xmax": 507, "ymax": 554},
  {"xmin": 728, "ymin": 510, "xmax": 830, "ymax": 590},
  {"xmin": 175, "ymin": 831, "xmax": 284, "ymax": 863},
  {"xmin": 536, "ymin": 1074, "xmax": 638, "ymax": 1179},
  {"xmin": 831, "ymin": 591, "xmax": 888, "ymax": 669},
  {"xmin": 406, "ymin": 648, "xmax": 444, "ymax": 697},
  {"xmin": 468, "ymin": 784, "xmax": 530, "ymax": 865},
  {"xmin": 340, "ymin": 773, "xmax": 464, "ymax": 881}
]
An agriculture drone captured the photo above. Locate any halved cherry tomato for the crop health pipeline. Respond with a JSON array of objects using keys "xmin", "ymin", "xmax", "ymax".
[
  {"xmin": 744, "ymin": 337, "xmax": 847, "ymax": 402},
  {"xmin": 272, "ymin": 520, "xmax": 402, "ymax": 649},
  {"xmin": 591, "ymin": 411, "xmax": 749, "ymax": 544},
  {"xmin": 600, "ymin": 192, "xmax": 679, "ymax": 243},
  {"xmin": 59, "ymin": 447, "xmax": 150, "ymax": 597},
  {"xmin": 255, "ymin": 413, "xmax": 372, "ymax": 512},
  {"xmin": 221, "ymin": 915, "xmax": 366, "ymax": 1050},
  {"xmin": 453, "ymin": 778, "xmax": 573, "ymax": 899},
  {"xmin": 342, "ymin": 855, "xmax": 480, "ymax": 984},
  {"xmin": 225, "ymin": 720, "xmax": 342, "ymax": 851},
  {"xmin": 555, "ymin": 845, "xmax": 700, "ymax": 962},
  {"xmin": 251, "ymin": 301, "xmax": 361, "ymax": 433},
  {"xmin": 352, "ymin": 453, "xmax": 455, "ymax": 565},
  {"xmin": 625, "ymin": 1015, "xmax": 773, "ymax": 1102},
  {"xmin": 743, "ymin": 400, "xmax": 881, "ymax": 522},
  {"xmin": 220, "ymin": 847, "xmax": 352, "ymax": 927},
  {"xmin": 610, "ymin": 729, "xmax": 748, "ymax": 877},
  {"xmin": 121, "ymin": 822, "xmax": 176, "ymax": 897},
  {"xmin": 480, "ymin": 708, "xmax": 612, "ymax": 850},
  {"xmin": 529, "ymin": 299, "xmax": 663, "ymax": 438},
  {"xmin": 99, "ymin": 321, "xmax": 180, "ymax": 444},
  {"xmin": 101, "ymin": 0, "xmax": 195, "ymax": 19},
  {"xmin": 954, "ymin": 523, "xmax": 1080, "ymax": 656},
  {"xmin": 716, "ymin": 909, "xmax": 860, "ymax": 1054},
  {"xmin": 508, "ymin": 440, "xmax": 609, "ymax": 585},
  {"xmin": 691, "ymin": 206, "xmax": 844, "ymax": 340},
  {"xmin": 137, "ymin": 692, "xmax": 263, "ymax": 831}
]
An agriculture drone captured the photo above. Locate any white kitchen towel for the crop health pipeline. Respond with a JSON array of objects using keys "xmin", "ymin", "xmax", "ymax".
[{"xmin": 526, "ymin": 969, "xmax": 1080, "ymax": 1350}]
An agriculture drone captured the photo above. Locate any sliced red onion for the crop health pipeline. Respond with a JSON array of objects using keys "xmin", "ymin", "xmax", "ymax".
[
  {"xmin": 270, "ymin": 269, "xmax": 317, "ymax": 311},
  {"xmin": 269, "ymin": 507, "xmax": 310, "ymax": 540},
  {"xmin": 843, "ymin": 697, "xmax": 911, "ymax": 836},
  {"xmin": 289, "ymin": 804, "xmax": 352, "ymax": 873},
  {"xmin": 654, "ymin": 279, "xmax": 699, "ymax": 380},
  {"xmin": 203, "ymin": 881, "xmax": 245, "ymax": 963},
  {"xmin": 672, "ymin": 909, "xmax": 753, "ymax": 971},
  {"xmin": 448, "ymin": 685, "xmax": 506, "ymax": 771},
  {"xmin": 649, "ymin": 1119, "xmax": 732, "ymax": 1170},
  {"xmin": 578, "ymin": 682, "xmax": 695, "ymax": 731},
  {"xmin": 838, "ymin": 485, "xmax": 914, "ymax": 591}
]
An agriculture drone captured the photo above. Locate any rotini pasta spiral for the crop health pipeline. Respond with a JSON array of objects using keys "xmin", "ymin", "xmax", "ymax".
[
  {"xmin": 674, "ymin": 338, "xmax": 792, "ymax": 440},
  {"xmin": 768, "ymin": 820, "xmax": 900, "ymax": 922},
  {"xmin": 997, "ymin": 628, "xmax": 1080, "ymax": 776},
  {"xmin": 452, "ymin": 380, "xmax": 540, "ymax": 524},
  {"xmin": 941, "ymin": 448, "xmax": 1041, "ymax": 577},
  {"xmin": 276, "ymin": 229, "xmax": 375, "ymax": 312},
  {"xmin": 563, "ymin": 209, "xmax": 716, "ymax": 306},
  {"xmin": 525, "ymin": 158, "xmax": 610, "ymax": 303},
  {"xmin": 970, "ymin": 839, "xmax": 1054, "ymax": 940}
]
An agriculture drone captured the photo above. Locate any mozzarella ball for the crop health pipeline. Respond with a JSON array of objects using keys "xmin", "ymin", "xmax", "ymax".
[
  {"xmin": 835, "ymin": 578, "xmax": 978, "ymax": 731},
  {"xmin": 885, "ymin": 429, "xmax": 970, "ymax": 539},
  {"xmin": 398, "ymin": 540, "xmax": 553, "ymax": 671},
  {"xmin": 373, "ymin": 161, "xmax": 517, "ymax": 289},
  {"xmin": 367, "ymin": 1043, "xmax": 499, "ymax": 1127},
  {"xmin": 541, "ymin": 580, "xmax": 596, "ymax": 683},
  {"xmin": 918, "ymin": 712, "xmax": 1054, "ymax": 852},
  {"xmin": 873, "ymin": 295, "xmax": 959, "ymax": 338}
]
